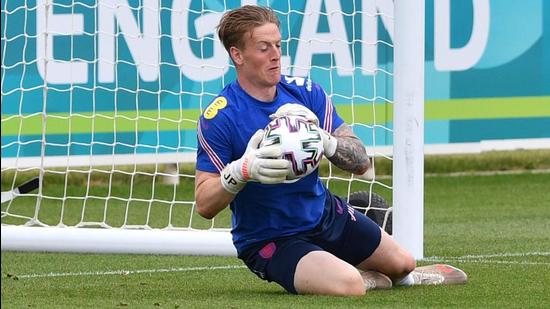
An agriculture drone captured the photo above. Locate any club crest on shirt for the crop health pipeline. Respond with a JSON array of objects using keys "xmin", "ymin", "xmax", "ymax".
[{"xmin": 204, "ymin": 96, "xmax": 227, "ymax": 120}]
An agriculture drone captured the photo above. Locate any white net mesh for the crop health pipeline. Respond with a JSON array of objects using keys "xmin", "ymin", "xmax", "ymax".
[{"xmin": 1, "ymin": 1, "xmax": 394, "ymax": 242}]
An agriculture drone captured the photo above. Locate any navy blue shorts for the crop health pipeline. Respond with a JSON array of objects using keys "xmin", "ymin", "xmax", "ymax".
[{"xmin": 237, "ymin": 191, "xmax": 382, "ymax": 294}]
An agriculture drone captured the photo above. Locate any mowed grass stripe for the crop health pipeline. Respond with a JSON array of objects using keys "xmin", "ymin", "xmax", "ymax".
[
  {"xmin": 2, "ymin": 96, "xmax": 549, "ymax": 135},
  {"xmin": 2, "ymin": 172, "xmax": 549, "ymax": 308}
]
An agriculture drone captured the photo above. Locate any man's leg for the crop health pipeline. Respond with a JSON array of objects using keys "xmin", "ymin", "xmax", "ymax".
[
  {"xmin": 248, "ymin": 238, "xmax": 372, "ymax": 296},
  {"xmin": 294, "ymin": 250, "xmax": 366, "ymax": 296},
  {"xmin": 356, "ymin": 228, "xmax": 467, "ymax": 286},
  {"xmin": 356, "ymin": 228, "xmax": 417, "ymax": 281}
]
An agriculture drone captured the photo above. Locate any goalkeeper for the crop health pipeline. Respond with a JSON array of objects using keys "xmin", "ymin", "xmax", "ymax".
[{"xmin": 195, "ymin": 5, "xmax": 466, "ymax": 295}]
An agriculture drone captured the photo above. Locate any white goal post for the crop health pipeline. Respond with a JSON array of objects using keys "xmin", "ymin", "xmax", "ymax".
[
  {"xmin": 392, "ymin": 0, "xmax": 425, "ymax": 259},
  {"xmin": 1, "ymin": 1, "xmax": 424, "ymax": 259}
]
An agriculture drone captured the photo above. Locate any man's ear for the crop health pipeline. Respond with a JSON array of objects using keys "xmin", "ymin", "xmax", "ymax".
[{"xmin": 230, "ymin": 46, "xmax": 243, "ymax": 66}]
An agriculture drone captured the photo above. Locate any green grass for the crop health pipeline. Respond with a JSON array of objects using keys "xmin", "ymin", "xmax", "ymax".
[{"xmin": 2, "ymin": 151, "xmax": 550, "ymax": 308}]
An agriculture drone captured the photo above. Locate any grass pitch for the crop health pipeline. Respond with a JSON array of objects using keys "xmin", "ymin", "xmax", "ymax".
[{"xmin": 2, "ymin": 151, "xmax": 550, "ymax": 308}]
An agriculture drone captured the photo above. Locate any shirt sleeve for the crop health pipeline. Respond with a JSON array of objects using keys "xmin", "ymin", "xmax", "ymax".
[
  {"xmin": 196, "ymin": 115, "xmax": 232, "ymax": 174},
  {"xmin": 308, "ymin": 81, "xmax": 344, "ymax": 133}
]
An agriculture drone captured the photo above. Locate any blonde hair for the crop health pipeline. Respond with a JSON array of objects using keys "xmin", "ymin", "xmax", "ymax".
[{"xmin": 217, "ymin": 5, "xmax": 280, "ymax": 52}]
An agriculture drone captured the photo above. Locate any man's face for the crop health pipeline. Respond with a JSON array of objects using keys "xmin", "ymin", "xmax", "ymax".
[{"xmin": 235, "ymin": 23, "xmax": 282, "ymax": 89}]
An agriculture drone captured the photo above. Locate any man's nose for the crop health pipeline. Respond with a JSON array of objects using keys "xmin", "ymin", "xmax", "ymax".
[{"xmin": 271, "ymin": 47, "xmax": 281, "ymax": 60}]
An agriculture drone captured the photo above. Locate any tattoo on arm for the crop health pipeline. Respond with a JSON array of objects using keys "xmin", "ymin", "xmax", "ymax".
[{"xmin": 328, "ymin": 124, "xmax": 371, "ymax": 174}]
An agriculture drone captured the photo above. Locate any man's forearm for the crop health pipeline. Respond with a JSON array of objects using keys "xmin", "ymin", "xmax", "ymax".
[
  {"xmin": 328, "ymin": 125, "xmax": 371, "ymax": 175},
  {"xmin": 195, "ymin": 172, "xmax": 236, "ymax": 219}
]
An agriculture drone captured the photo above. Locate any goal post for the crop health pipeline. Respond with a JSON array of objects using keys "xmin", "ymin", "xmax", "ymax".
[
  {"xmin": 393, "ymin": 0, "xmax": 425, "ymax": 259},
  {"xmin": 1, "ymin": 1, "xmax": 424, "ymax": 258}
]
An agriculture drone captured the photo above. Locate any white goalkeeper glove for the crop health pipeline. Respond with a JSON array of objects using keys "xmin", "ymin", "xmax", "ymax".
[
  {"xmin": 318, "ymin": 127, "xmax": 338, "ymax": 159},
  {"xmin": 269, "ymin": 103, "xmax": 319, "ymax": 126},
  {"xmin": 220, "ymin": 130, "xmax": 290, "ymax": 194}
]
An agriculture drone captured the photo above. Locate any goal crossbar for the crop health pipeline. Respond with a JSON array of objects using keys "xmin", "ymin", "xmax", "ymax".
[{"xmin": 1, "ymin": 226, "xmax": 236, "ymax": 256}]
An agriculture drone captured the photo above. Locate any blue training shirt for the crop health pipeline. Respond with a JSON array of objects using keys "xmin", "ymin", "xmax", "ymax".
[{"xmin": 196, "ymin": 75, "xmax": 344, "ymax": 253}]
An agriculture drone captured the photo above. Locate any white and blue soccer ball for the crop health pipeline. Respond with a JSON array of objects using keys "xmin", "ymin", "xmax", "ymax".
[{"xmin": 260, "ymin": 115, "xmax": 324, "ymax": 182}]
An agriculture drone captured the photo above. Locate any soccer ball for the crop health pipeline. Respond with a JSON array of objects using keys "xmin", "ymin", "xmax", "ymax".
[{"xmin": 260, "ymin": 115, "xmax": 324, "ymax": 182}]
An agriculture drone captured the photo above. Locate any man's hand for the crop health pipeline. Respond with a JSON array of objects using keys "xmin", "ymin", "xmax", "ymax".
[
  {"xmin": 270, "ymin": 103, "xmax": 319, "ymax": 126},
  {"xmin": 220, "ymin": 130, "xmax": 290, "ymax": 194},
  {"xmin": 356, "ymin": 157, "xmax": 375, "ymax": 180},
  {"xmin": 317, "ymin": 127, "xmax": 338, "ymax": 159}
]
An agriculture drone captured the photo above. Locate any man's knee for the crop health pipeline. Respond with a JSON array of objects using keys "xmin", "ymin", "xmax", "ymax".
[
  {"xmin": 399, "ymin": 253, "xmax": 417, "ymax": 277},
  {"xmin": 333, "ymin": 271, "xmax": 366, "ymax": 296},
  {"xmin": 357, "ymin": 237, "xmax": 417, "ymax": 279}
]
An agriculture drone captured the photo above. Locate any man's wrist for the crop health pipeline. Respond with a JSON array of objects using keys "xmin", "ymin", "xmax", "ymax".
[
  {"xmin": 220, "ymin": 162, "xmax": 246, "ymax": 194},
  {"xmin": 323, "ymin": 132, "xmax": 338, "ymax": 158}
]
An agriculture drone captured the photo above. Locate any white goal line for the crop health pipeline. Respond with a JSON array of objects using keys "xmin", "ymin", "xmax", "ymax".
[
  {"xmin": 426, "ymin": 252, "xmax": 550, "ymax": 259},
  {"xmin": 423, "ymin": 251, "xmax": 550, "ymax": 266},
  {"xmin": 10, "ymin": 265, "xmax": 247, "ymax": 280},
  {"xmin": 8, "ymin": 251, "xmax": 549, "ymax": 280}
]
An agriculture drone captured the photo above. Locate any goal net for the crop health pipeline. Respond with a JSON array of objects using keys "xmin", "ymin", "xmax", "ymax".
[{"xmin": 1, "ymin": 1, "xmax": 424, "ymax": 258}]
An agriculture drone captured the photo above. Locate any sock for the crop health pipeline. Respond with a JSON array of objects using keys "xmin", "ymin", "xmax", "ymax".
[{"xmin": 394, "ymin": 273, "xmax": 415, "ymax": 286}]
